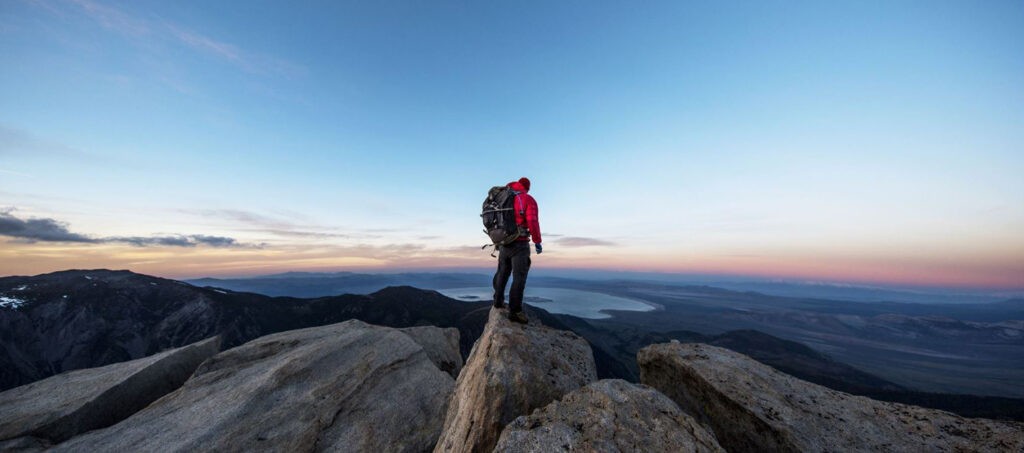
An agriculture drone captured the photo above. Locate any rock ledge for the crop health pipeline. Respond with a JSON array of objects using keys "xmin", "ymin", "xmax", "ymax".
[{"xmin": 639, "ymin": 342, "xmax": 1024, "ymax": 452}]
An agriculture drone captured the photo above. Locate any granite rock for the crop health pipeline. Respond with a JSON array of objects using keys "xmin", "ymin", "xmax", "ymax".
[
  {"xmin": 639, "ymin": 342, "xmax": 1024, "ymax": 452},
  {"xmin": 495, "ymin": 379, "xmax": 724, "ymax": 452},
  {"xmin": 434, "ymin": 307, "xmax": 598, "ymax": 453}
]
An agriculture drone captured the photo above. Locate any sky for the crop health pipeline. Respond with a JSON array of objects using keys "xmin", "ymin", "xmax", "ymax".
[{"xmin": 1, "ymin": 0, "xmax": 1022, "ymax": 289}]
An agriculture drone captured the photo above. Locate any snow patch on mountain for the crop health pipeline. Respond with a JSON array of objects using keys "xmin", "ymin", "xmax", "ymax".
[{"xmin": 0, "ymin": 296, "xmax": 26, "ymax": 309}]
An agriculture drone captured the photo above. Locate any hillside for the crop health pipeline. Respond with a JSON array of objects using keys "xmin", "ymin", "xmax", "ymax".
[{"xmin": 0, "ymin": 270, "xmax": 490, "ymax": 391}]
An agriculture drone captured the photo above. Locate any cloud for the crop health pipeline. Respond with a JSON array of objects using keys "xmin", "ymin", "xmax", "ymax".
[
  {"xmin": 189, "ymin": 209, "xmax": 296, "ymax": 230},
  {"xmin": 58, "ymin": 0, "xmax": 304, "ymax": 78},
  {"xmin": 555, "ymin": 237, "xmax": 616, "ymax": 247},
  {"xmin": 262, "ymin": 229, "xmax": 356, "ymax": 240},
  {"xmin": 190, "ymin": 235, "xmax": 241, "ymax": 247},
  {"xmin": 183, "ymin": 208, "xmax": 385, "ymax": 240},
  {"xmin": 0, "ymin": 209, "xmax": 97, "ymax": 243},
  {"xmin": 108, "ymin": 234, "xmax": 244, "ymax": 248},
  {"xmin": 167, "ymin": 25, "xmax": 242, "ymax": 64},
  {"xmin": 68, "ymin": 0, "xmax": 149, "ymax": 35},
  {"xmin": 0, "ymin": 124, "xmax": 93, "ymax": 159},
  {"xmin": 166, "ymin": 26, "xmax": 305, "ymax": 77},
  {"xmin": 0, "ymin": 210, "xmax": 251, "ymax": 248}
]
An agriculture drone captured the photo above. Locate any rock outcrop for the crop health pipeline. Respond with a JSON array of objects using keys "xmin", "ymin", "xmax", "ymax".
[
  {"xmin": 400, "ymin": 326, "xmax": 463, "ymax": 378},
  {"xmin": 52, "ymin": 320, "xmax": 458, "ymax": 453},
  {"xmin": 639, "ymin": 342, "xmax": 1024, "ymax": 452},
  {"xmin": 495, "ymin": 379, "xmax": 724, "ymax": 452},
  {"xmin": 0, "ymin": 336, "xmax": 220, "ymax": 446},
  {"xmin": 434, "ymin": 308, "xmax": 598, "ymax": 453}
]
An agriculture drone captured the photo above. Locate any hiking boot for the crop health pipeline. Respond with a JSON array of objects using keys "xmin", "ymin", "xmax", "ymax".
[
  {"xmin": 493, "ymin": 298, "xmax": 505, "ymax": 309},
  {"xmin": 508, "ymin": 311, "xmax": 528, "ymax": 324}
]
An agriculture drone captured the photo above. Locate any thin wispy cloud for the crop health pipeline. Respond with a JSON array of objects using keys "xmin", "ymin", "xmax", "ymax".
[
  {"xmin": 184, "ymin": 208, "xmax": 383, "ymax": 241},
  {"xmin": 167, "ymin": 25, "xmax": 243, "ymax": 64},
  {"xmin": 68, "ymin": 0, "xmax": 149, "ymax": 35},
  {"xmin": 555, "ymin": 237, "xmax": 616, "ymax": 247},
  {"xmin": 189, "ymin": 209, "xmax": 297, "ymax": 230},
  {"xmin": 56, "ymin": 0, "xmax": 303, "ymax": 78},
  {"xmin": 0, "ymin": 124, "xmax": 93, "ymax": 159},
  {"xmin": 0, "ymin": 209, "xmax": 253, "ymax": 248},
  {"xmin": 166, "ymin": 25, "xmax": 305, "ymax": 78},
  {"xmin": 262, "ymin": 229, "xmax": 358, "ymax": 240}
]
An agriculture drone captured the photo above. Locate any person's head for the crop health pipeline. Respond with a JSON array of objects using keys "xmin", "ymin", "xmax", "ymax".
[{"xmin": 518, "ymin": 177, "xmax": 531, "ymax": 192}]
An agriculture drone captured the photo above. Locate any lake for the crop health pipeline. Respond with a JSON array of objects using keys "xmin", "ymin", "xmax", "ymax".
[{"xmin": 438, "ymin": 286, "xmax": 656, "ymax": 319}]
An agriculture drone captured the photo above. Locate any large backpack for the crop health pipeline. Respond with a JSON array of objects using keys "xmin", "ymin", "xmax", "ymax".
[{"xmin": 480, "ymin": 185, "xmax": 525, "ymax": 255}]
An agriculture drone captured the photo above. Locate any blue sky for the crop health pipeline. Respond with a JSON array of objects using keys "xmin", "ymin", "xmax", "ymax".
[{"xmin": 1, "ymin": 0, "xmax": 1022, "ymax": 288}]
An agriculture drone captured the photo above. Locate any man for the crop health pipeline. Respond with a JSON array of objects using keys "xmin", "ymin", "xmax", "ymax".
[{"xmin": 493, "ymin": 177, "xmax": 542, "ymax": 324}]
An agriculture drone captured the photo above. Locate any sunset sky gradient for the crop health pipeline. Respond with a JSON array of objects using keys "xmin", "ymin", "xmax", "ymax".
[{"xmin": 1, "ymin": 1, "xmax": 1022, "ymax": 289}]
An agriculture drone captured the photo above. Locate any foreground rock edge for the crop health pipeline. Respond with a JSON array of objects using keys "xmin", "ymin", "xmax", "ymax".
[
  {"xmin": 48, "ymin": 320, "xmax": 456, "ymax": 453},
  {"xmin": 0, "ymin": 336, "xmax": 221, "ymax": 445},
  {"xmin": 639, "ymin": 341, "xmax": 1024, "ymax": 453}
]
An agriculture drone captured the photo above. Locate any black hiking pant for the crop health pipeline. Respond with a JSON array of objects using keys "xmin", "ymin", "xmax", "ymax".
[{"xmin": 493, "ymin": 241, "xmax": 531, "ymax": 313}]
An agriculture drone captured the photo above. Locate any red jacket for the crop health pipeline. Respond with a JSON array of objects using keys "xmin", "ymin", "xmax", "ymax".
[{"xmin": 508, "ymin": 181, "xmax": 542, "ymax": 244}]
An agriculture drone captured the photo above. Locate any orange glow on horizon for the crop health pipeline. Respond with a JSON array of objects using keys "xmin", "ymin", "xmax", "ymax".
[{"xmin": 1, "ymin": 240, "xmax": 1021, "ymax": 290}]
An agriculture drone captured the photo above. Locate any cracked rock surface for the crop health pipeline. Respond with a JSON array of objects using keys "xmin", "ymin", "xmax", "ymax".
[
  {"xmin": 640, "ymin": 342, "xmax": 1024, "ymax": 453},
  {"xmin": 434, "ymin": 307, "xmax": 597, "ymax": 453},
  {"xmin": 51, "ymin": 320, "xmax": 456, "ymax": 453},
  {"xmin": 494, "ymin": 379, "xmax": 724, "ymax": 452}
]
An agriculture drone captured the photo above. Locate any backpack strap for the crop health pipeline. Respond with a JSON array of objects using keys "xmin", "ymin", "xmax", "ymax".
[{"xmin": 481, "ymin": 242, "xmax": 498, "ymax": 257}]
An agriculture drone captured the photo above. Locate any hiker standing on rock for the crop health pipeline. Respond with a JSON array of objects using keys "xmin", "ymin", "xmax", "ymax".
[{"xmin": 491, "ymin": 177, "xmax": 542, "ymax": 324}]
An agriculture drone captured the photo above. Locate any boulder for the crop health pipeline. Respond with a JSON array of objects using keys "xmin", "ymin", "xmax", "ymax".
[
  {"xmin": 434, "ymin": 307, "xmax": 598, "ymax": 453},
  {"xmin": 400, "ymin": 326, "xmax": 463, "ymax": 378},
  {"xmin": 0, "ymin": 336, "xmax": 220, "ymax": 444},
  {"xmin": 639, "ymin": 342, "xmax": 1024, "ymax": 452},
  {"xmin": 52, "ymin": 321, "xmax": 456, "ymax": 452},
  {"xmin": 495, "ymin": 379, "xmax": 724, "ymax": 452}
]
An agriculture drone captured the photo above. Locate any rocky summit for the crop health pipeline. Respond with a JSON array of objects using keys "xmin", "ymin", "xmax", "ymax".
[
  {"xmin": 434, "ymin": 307, "xmax": 599, "ymax": 453},
  {"xmin": 639, "ymin": 341, "xmax": 1024, "ymax": 453}
]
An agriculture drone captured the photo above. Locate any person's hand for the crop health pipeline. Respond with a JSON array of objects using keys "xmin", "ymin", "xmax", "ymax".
[{"xmin": 535, "ymin": 243, "xmax": 543, "ymax": 254}]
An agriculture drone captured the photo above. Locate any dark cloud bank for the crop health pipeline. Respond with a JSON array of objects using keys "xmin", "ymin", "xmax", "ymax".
[{"xmin": 0, "ymin": 210, "xmax": 245, "ymax": 248}]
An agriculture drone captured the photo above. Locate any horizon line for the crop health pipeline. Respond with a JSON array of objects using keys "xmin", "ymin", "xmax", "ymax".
[{"xmin": 6, "ymin": 266, "xmax": 1022, "ymax": 295}]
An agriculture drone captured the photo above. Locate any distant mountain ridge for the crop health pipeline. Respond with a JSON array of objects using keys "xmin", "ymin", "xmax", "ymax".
[
  {"xmin": 187, "ymin": 272, "xmax": 488, "ymax": 298},
  {"xmin": 187, "ymin": 271, "xmax": 1023, "ymax": 304},
  {"xmin": 193, "ymin": 268, "xmax": 1024, "ymax": 303},
  {"xmin": 0, "ymin": 269, "xmax": 492, "ymax": 391}
]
